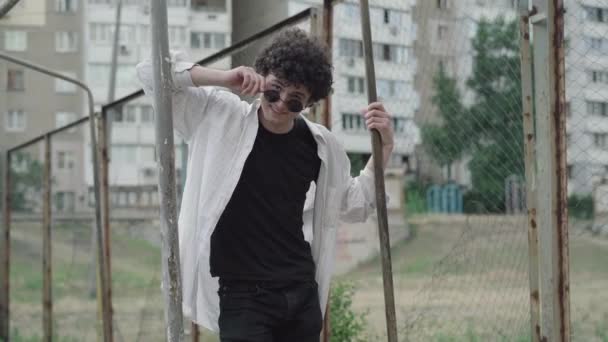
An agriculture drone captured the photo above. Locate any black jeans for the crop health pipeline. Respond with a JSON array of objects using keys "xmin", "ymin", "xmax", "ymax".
[{"xmin": 217, "ymin": 279, "xmax": 322, "ymax": 342}]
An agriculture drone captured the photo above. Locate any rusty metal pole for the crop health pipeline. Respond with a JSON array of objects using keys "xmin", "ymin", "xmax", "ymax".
[
  {"xmin": 150, "ymin": 0, "xmax": 184, "ymax": 340},
  {"xmin": 359, "ymin": 0, "xmax": 398, "ymax": 341},
  {"xmin": 530, "ymin": 0, "xmax": 571, "ymax": 340},
  {"xmin": 518, "ymin": 2, "xmax": 541, "ymax": 341},
  {"xmin": 0, "ymin": 51, "xmax": 111, "ymax": 341},
  {"xmin": 320, "ymin": 2, "xmax": 333, "ymax": 340},
  {"xmin": 0, "ymin": 151, "xmax": 11, "ymax": 341},
  {"xmin": 321, "ymin": 0, "xmax": 333, "ymax": 129},
  {"xmin": 98, "ymin": 109, "xmax": 113, "ymax": 340},
  {"xmin": 191, "ymin": 322, "xmax": 199, "ymax": 342},
  {"xmin": 42, "ymin": 134, "xmax": 53, "ymax": 342}
]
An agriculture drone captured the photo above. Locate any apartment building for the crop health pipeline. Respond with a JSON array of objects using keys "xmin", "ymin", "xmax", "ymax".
[
  {"xmin": 84, "ymin": 0, "xmax": 232, "ymax": 209},
  {"xmin": 233, "ymin": 0, "xmax": 421, "ymax": 174},
  {"xmin": 413, "ymin": 0, "xmax": 517, "ymax": 186},
  {"xmin": 564, "ymin": 0, "xmax": 608, "ymax": 195},
  {"xmin": 0, "ymin": 0, "xmax": 87, "ymax": 213}
]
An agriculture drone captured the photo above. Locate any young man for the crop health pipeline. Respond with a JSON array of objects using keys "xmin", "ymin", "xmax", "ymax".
[{"xmin": 137, "ymin": 28, "xmax": 394, "ymax": 341}]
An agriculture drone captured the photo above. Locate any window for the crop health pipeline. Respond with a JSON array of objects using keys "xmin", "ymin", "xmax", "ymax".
[
  {"xmin": 124, "ymin": 105, "xmax": 137, "ymax": 123},
  {"xmin": 56, "ymin": 0, "xmax": 78, "ymax": 12},
  {"xmin": 567, "ymin": 165, "xmax": 573, "ymax": 180},
  {"xmin": 191, "ymin": 0, "xmax": 226, "ymax": 11},
  {"xmin": 438, "ymin": 25, "xmax": 448, "ymax": 40},
  {"xmin": 587, "ymin": 100, "xmax": 608, "ymax": 116},
  {"xmin": 55, "ymin": 192, "xmax": 75, "ymax": 212},
  {"xmin": 169, "ymin": 26, "xmax": 187, "ymax": 46},
  {"xmin": 584, "ymin": 6, "xmax": 608, "ymax": 23},
  {"xmin": 191, "ymin": 32, "xmax": 225, "ymax": 49},
  {"xmin": 141, "ymin": 105, "xmax": 154, "ymax": 123},
  {"xmin": 341, "ymin": 113, "xmax": 366, "ymax": 132},
  {"xmin": 347, "ymin": 76, "xmax": 365, "ymax": 94},
  {"xmin": 55, "ymin": 112, "xmax": 77, "ymax": 130},
  {"xmin": 112, "ymin": 145, "xmax": 137, "ymax": 162},
  {"xmin": 339, "ymin": 39, "xmax": 363, "ymax": 58},
  {"xmin": 437, "ymin": 0, "xmax": 448, "ymax": 9},
  {"xmin": 383, "ymin": 9, "xmax": 390, "ymax": 24},
  {"xmin": 55, "ymin": 71, "xmax": 77, "ymax": 93},
  {"xmin": 588, "ymin": 69, "xmax": 608, "ymax": 84},
  {"xmin": 214, "ymin": 33, "xmax": 226, "ymax": 49},
  {"xmin": 89, "ymin": 23, "xmax": 134, "ymax": 44},
  {"xmin": 55, "ymin": 31, "xmax": 78, "ymax": 52},
  {"xmin": 141, "ymin": 147, "xmax": 155, "ymax": 162},
  {"xmin": 5, "ymin": 110, "xmax": 26, "ymax": 131},
  {"xmin": 594, "ymin": 133, "xmax": 608, "ymax": 148},
  {"xmin": 57, "ymin": 151, "xmax": 75, "ymax": 169},
  {"xmin": 4, "ymin": 31, "xmax": 27, "ymax": 51},
  {"xmin": 372, "ymin": 43, "xmax": 407, "ymax": 63},
  {"xmin": 392, "ymin": 117, "xmax": 407, "ymax": 133},
  {"xmin": 586, "ymin": 36, "xmax": 608, "ymax": 53},
  {"xmin": 7, "ymin": 69, "xmax": 24, "ymax": 91}
]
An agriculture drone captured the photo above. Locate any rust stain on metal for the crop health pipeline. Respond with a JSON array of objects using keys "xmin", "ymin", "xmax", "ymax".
[
  {"xmin": 531, "ymin": 290, "xmax": 539, "ymax": 302},
  {"xmin": 527, "ymin": 133, "xmax": 533, "ymax": 141},
  {"xmin": 530, "ymin": 218, "xmax": 537, "ymax": 229}
]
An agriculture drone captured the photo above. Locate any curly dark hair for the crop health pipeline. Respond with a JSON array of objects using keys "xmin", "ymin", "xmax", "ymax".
[{"xmin": 254, "ymin": 28, "xmax": 333, "ymax": 103}]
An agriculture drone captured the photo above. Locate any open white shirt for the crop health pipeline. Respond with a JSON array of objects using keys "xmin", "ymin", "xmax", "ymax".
[{"xmin": 136, "ymin": 51, "xmax": 379, "ymax": 332}]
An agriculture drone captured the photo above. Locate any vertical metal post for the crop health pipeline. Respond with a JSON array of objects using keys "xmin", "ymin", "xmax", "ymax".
[
  {"xmin": 321, "ymin": 0, "xmax": 333, "ymax": 129},
  {"xmin": 42, "ymin": 135, "xmax": 53, "ymax": 342},
  {"xmin": 0, "ymin": 151, "xmax": 11, "ymax": 341},
  {"xmin": 519, "ymin": 3, "xmax": 541, "ymax": 341},
  {"xmin": 320, "ymin": 3, "xmax": 332, "ymax": 340},
  {"xmin": 98, "ymin": 109, "xmax": 113, "ymax": 339},
  {"xmin": 191, "ymin": 322, "xmax": 199, "ymax": 342},
  {"xmin": 309, "ymin": 7, "xmax": 322, "ymax": 124},
  {"xmin": 359, "ymin": 0, "xmax": 397, "ymax": 341},
  {"xmin": 150, "ymin": 0, "xmax": 184, "ymax": 340},
  {"xmin": 0, "ymin": 51, "xmax": 109, "ymax": 342},
  {"xmin": 531, "ymin": 0, "xmax": 571, "ymax": 340}
]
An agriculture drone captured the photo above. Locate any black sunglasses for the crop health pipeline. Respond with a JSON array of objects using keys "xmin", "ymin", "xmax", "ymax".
[{"xmin": 263, "ymin": 89, "xmax": 305, "ymax": 113}]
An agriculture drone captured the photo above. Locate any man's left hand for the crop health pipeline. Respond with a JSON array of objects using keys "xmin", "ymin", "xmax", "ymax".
[{"xmin": 362, "ymin": 102, "xmax": 394, "ymax": 150}]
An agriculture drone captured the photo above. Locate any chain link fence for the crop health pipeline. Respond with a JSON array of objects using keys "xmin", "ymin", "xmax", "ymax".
[
  {"xmin": 4, "ymin": 0, "xmax": 608, "ymax": 341},
  {"xmin": 564, "ymin": 1, "xmax": 608, "ymax": 340}
]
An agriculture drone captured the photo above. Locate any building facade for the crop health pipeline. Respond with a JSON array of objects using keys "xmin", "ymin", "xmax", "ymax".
[
  {"xmin": 84, "ymin": 0, "xmax": 232, "ymax": 209},
  {"xmin": 564, "ymin": 0, "xmax": 608, "ymax": 195},
  {"xmin": 233, "ymin": 0, "xmax": 421, "ymax": 175},
  {"xmin": 0, "ymin": 0, "xmax": 87, "ymax": 213}
]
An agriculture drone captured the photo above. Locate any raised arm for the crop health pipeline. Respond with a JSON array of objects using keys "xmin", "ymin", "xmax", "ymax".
[{"xmin": 136, "ymin": 51, "xmax": 266, "ymax": 141}]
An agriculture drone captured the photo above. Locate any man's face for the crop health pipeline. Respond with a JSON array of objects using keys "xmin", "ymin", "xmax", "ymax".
[{"xmin": 259, "ymin": 74, "xmax": 311, "ymax": 127}]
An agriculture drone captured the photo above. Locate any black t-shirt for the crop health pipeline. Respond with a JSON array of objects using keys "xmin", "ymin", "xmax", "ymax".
[{"xmin": 210, "ymin": 116, "xmax": 321, "ymax": 281}]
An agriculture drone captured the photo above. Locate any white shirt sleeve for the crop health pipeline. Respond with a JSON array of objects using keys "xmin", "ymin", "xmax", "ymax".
[{"xmin": 136, "ymin": 50, "xmax": 218, "ymax": 141}]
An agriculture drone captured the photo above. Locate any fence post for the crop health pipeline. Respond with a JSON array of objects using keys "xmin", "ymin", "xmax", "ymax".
[
  {"xmin": 359, "ymin": 0, "xmax": 398, "ymax": 341},
  {"xmin": 150, "ymin": 0, "xmax": 184, "ymax": 340},
  {"xmin": 531, "ymin": 0, "xmax": 571, "ymax": 340},
  {"xmin": 518, "ymin": 3, "xmax": 541, "ymax": 341},
  {"xmin": 98, "ymin": 109, "xmax": 113, "ymax": 340},
  {"xmin": 42, "ymin": 135, "xmax": 53, "ymax": 342},
  {"xmin": 0, "ymin": 151, "xmax": 10, "ymax": 341}
]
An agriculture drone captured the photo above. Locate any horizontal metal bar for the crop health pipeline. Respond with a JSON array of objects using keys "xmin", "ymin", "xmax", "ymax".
[
  {"xmin": 102, "ymin": 7, "xmax": 313, "ymax": 111},
  {"xmin": 7, "ymin": 116, "xmax": 90, "ymax": 153}
]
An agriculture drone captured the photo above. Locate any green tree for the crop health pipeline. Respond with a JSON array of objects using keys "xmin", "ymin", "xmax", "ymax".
[
  {"xmin": 421, "ymin": 17, "xmax": 523, "ymax": 212},
  {"xmin": 422, "ymin": 62, "xmax": 469, "ymax": 181},
  {"xmin": 0, "ymin": 152, "xmax": 43, "ymax": 211}
]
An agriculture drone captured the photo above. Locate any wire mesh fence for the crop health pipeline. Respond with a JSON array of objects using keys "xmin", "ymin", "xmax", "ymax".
[
  {"xmin": 328, "ymin": 1, "xmax": 533, "ymax": 340},
  {"xmin": 3, "ymin": 0, "xmax": 607, "ymax": 341},
  {"xmin": 563, "ymin": 1, "xmax": 608, "ymax": 341}
]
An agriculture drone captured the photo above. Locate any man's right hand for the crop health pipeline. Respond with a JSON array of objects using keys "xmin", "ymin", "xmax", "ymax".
[
  {"xmin": 225, "ymin": 66, "xmax": 266, "ymax": 97},
  {"xmin": 190, "ymin": 65, "xmax": 265, "ymax": 97}
]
